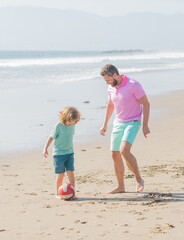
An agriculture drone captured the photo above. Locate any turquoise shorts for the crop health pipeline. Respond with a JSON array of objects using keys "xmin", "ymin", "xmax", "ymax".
[
  {"xmin": 111, "ymin": 119, "xmax": 141, "ymax": 151},
  {"xmin": 53, "ymin": 153, "xmax": 74, "ymax": 174}
]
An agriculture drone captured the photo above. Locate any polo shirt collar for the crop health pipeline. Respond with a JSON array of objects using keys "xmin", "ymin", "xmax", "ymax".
[{"xmin": 116, "ymin": 75, "xmax": 128, "ymax": 88}]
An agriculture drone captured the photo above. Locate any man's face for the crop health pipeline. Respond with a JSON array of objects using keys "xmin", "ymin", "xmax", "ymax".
[{"xmin": 102, "ymin": 74, "xmax": 118, "ymax": 87}]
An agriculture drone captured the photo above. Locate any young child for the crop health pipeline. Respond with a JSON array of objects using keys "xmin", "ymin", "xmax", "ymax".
[{"xmin": 42, "ymin": 106, "xmax": 80, "ymax": 199}]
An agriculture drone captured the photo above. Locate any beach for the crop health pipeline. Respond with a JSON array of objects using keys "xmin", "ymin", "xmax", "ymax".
[{"xmin": 0, "ymin": 90, "xmax": 184, "ymax": 240}]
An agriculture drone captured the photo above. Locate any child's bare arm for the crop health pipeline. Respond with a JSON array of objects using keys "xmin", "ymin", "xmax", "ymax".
[{"xmin": 43, "ymin": 137, "xmax": 53, "ymax": 158}]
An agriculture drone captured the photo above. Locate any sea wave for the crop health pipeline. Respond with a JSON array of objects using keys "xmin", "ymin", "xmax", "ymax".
[
  {"xmin": 1, "ymin": 51, "xmax": 184, "ymax": 67},
  {"xmin": 49, "ymin": 62, "xmax": 184, "ymax": 84},
  {"xmin": 120, "ymin": 62, "xmax": 184, "ymax": 73},
  {"xmin": 1, "ymin": 62, "xmax": 184, "ymax": 90}
]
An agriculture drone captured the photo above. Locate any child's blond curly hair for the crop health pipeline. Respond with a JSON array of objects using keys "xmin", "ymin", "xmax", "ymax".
[{"xmin": 59, "ymin": 106, "xmax": 80, "ymax": 125}]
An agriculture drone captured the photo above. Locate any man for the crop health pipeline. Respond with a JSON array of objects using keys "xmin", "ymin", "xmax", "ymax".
[{"xmin": 100, "ymin": 64, "xmax": 150, "ymax": 194}]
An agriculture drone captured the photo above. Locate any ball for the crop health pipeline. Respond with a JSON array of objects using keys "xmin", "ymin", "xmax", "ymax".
[{"xmin": 58, "ymin": 183, "xmax": 75, "ymax": 200}]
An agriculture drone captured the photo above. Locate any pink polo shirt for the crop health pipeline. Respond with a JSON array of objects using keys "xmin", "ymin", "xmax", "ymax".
[{"xmin": 108, "ymin": 75, "xmax": 145, "ymax": 122}]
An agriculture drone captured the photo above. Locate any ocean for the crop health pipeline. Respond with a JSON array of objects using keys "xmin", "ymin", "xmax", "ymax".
[{"xmin": 0, "ymin": 50, "xmax": 184, "ymax": 154}]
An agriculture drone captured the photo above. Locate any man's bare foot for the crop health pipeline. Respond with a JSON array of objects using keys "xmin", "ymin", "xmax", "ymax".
[
  {"xmin": 136, "ymin": 179, "xmax": 144, "ymax": 193},
  {"xmin": 107, "ymin": 187, "xmax": 125, "ymax": 194}
]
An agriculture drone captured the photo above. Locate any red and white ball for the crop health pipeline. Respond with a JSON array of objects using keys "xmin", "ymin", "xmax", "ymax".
[{"xmin": 58, "ymin": 183, "xmax": 75, "ymax": 200}]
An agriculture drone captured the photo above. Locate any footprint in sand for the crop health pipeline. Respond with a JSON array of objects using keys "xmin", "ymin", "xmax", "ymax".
[
  {"xmin": 99, "ymin": 233, "xmax": 106, "ymax": 236},
  {"xmin": 3, "ymin": 174, "xmax": 18, "ymax": 177},
  {"xmin": 56, "ymin": 213, "xmax": 66, "ymax": 216},
  {"xmin": 43, "ymin": 205, "xmax": 51, "ymax": 208},
  {"xmin": 74, "ymin": 220, "xmax": 87, "ymax": 224},
  {"xmin": 80, "ymin": 221, "xmax": 87, "ymax": 224},
  {"xmin": 122, "ymin": 224, "xmax": 129, "ymax": 227},
  {"xmin": 16, "ymin": 183, "xmax": 23, "ymax": 186},
  {"xmin": 152, "ymin": 223, "xmax": 175, "ymax": 234},
  {"xmin": 137, "ymin": 217, "xmax": 146, "ymax": 220},
  {"xmin": 125, "ymin": 174, "xmax": 134, "ymax": 179},
  {"xmin": 24, "ymin": 192, "xmax": 37, "ymax": 196}
]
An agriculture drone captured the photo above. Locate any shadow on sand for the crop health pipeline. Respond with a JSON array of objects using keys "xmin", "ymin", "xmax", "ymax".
[{"xmin": 74, "ymin": 192, "xmax": 184, "ymax": 203}]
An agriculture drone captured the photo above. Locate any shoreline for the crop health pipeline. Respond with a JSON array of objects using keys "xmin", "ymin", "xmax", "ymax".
[{"xmin": 0, "ymin": 88, "xmax": 182, "ymax": 158}]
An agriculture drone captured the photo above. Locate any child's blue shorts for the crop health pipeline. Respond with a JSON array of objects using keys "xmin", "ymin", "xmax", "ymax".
[
  {"xmin": 53, "ymin": 153, "xmax": 74, "ymax": 174},
  {"xmin": 111, "ymin": 119, "xmax": 141, "ymax": 151}
]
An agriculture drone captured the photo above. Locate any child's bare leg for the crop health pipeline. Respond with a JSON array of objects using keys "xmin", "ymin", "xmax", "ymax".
[
  {"xmin": 66, "ymin": 171, "xmax": 76, "ymax": 199},
  {"xmin": 66, "ymin": 171, "xmax": 75, "ymax": 188},
  {"xmin": 56, "ymin": 173, "xmax": 64, "ymax": 195}
]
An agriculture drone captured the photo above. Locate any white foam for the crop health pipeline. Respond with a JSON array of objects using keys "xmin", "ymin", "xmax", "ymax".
[
  {"xmin": 1, "ymin": 51, "xmax": 184, "ymax": 67},
  {"xmin": 120, "ymin": 62, "xmax": 184, "ymax": 74}
]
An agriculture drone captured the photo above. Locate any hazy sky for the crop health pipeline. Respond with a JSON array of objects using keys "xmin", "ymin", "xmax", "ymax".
[{"xmin": 0, "ymin": 0, "xmax": 184, "ymax": 16}]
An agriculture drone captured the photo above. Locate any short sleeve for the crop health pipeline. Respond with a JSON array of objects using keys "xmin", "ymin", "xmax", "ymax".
[
  {"xmin": 133, "ymin": 81, "xmax": 145, "ymax": 100},
  {"xmin": 50, "ymin": 123, "xmax": 59, "ymax": 139}
]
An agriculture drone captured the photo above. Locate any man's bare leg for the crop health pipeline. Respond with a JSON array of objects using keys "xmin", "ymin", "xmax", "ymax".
[
  {"xmin": 108, "ymin": 151, "xmax": 125, "ymax": 194},
  {"xmin": 120, "ymin": 141, "xmax": 144, "ymax": 192}
]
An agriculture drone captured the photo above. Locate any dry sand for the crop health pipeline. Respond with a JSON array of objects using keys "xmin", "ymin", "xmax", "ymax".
[{"xmin": 0, "ymin": 90, "xmax": 184, "ymax": 240}]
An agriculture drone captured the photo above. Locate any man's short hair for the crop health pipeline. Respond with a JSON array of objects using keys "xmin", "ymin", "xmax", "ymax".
[{"xmin": 100, "ymin": 64, "xmax": 119, "ymax": 76}]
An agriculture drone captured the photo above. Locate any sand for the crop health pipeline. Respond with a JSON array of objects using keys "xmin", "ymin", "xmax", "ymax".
[{"xmin": 0, "ymin": 90, "xmax": 184, "ymax": 240}]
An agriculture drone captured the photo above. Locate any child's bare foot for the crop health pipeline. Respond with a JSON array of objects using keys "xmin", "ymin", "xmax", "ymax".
[
  {"xmin": 136, "ymin": 179, "xmax": 144, "ymax": 193},
  {"xmin": 55, "ymin": 195, "xmax": 62, "ymax": 199},
  {"xmin": 107, "ymin": 187, "xmax": 125, "ymax": 194}
]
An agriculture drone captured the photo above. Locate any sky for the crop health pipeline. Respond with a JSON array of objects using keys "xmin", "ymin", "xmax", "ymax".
[{"xmin": 0, "ymin": 0, "xmax": 184, "ymax": 17}]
